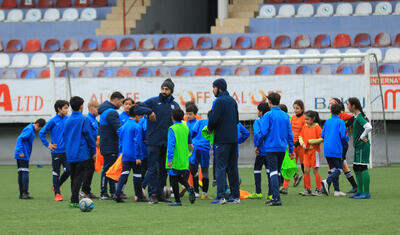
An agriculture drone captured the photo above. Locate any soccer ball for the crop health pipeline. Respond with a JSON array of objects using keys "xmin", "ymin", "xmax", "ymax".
[
  {"xmin": 79, "ymin": 198, "xmax": 94, "ymax": 212},
  {"xmin": 162, "ymin": 186, "xmax": 172, "ymax": 199}
]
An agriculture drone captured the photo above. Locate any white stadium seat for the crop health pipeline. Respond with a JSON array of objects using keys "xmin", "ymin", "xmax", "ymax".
[
  {"xmin": 42, "ymin": 9, "xmax": 60, "ymax": 22},
  {"xmin": 69, "ymin": 52, "xmax": 86, "ymax": 67},
  {"xmin": 125, "ymin": 52, "xmax": 144, "ymax": 67},
  {"xmin": 145, "ymin": 51, "xmax": 162, "ymax": 66},
  {"xmin": 335, "ymin": 3, "xmax": 353, "ymax": 16},
  {"xmin": 282, "ymin": 49, "xmax": 300, "ymax": 64},
  {"xmin": 79, "ymin": 68, "xmax": 94, "ymax": 78},
  {"xmin": 258, "ymin": 5, "xmax": 276, "ymax": 18},
  {"xmin": 106, "ymin": 52, "xmax": 124, "ymax": 67},
  {"xmin": 383, "ymin": 48, "xmax": 400, "ymax": 63},
  {"xmin": 366, "ymin": 48, "xmax": 382, "ymax": 62},
  {"xmin": 0, "ymin": 53, "xmax": 10, "ymax": 68},
  {"xmin": 296, "ymin": 4, "xmax": 314, "ymax": 18},
  {"xmin": 157, "ymin": 67, "xmax": 171, "ymax": 77},
  {"xmin": 242, "ymin": 50, "xmax": 260, "ymax": 66},
  {"xmin": 79, "ymin": 8, "xmax": 97, "ymax": 21},
  {"xmin": 342, "ymin": 49, "xmax": 362, "ymax": 64},
  {"xmin": 1, "ymin": 70, "xmax": 17, "ymax": 79},
  {"xmin": 221, "ymin": 50, "xmax": 241, "ymax": 66},
  {"xmin": 302, "ymin": 49, "xmax": 321, "ymax": 64},
  {"xmin": 87, "ymin": 52, "xmax": 105, "ymax": 67},
  {"xmin": 61, "ymin": 8, "xmax": 79, "ymax": 21},
  {"xmin": 262, "ymin": 50, "xmax": 280, "ymax": 65},
  {"xmin": 373, "ymin": 2, "xmax": 392, "ymax": 16},
  {"xmin": 30, "ymin": 53, "xmax": 48, "ymax": 68},
  {"xmin": 6, "ymin": 9, "xmax": 23, "ymax": 22},
  {"xmin": 394, "ymin": 2, "xmax": 400, "ymax": 15},
  {"xmin": 277, "ymin": 5, "xmax": 295, "ymax": 18},
  {"xmin": 10, "ymin": 53, "xmax": 29, "ymax": 68},
  {"xmin": 50, "ymin": 53, "xmax": 67, "ymax": 67},
  {"xmin": 315, "ymin": 4, "xmax": 334, "ymax": 17},
  {"xmin": 354, "ymin": 3, "xmax": 372, "ymax": 16},
  {"xmin": 316, "ymin": 65, "xmax": 332, "ymax": 74},
  {"xmin": 0, "ymin": 10, "xmax": 5, "ymax": 22},
  {"xmin": 183, "ymin": 51, "xmax": 201, "ymax": 66},
  {"xmin": 164, "ymin": 51, "xmax": 182, "ymax": 66},
  {"xmin": 23, "ymin": 9, "xmax": 42, "ymax": 22},
  {"xmin": 322, "ymin": 49, "xmax": 341, "ymax": 64},
  {"xmin": 203, "ymin": 51, "xmax": 221, "ymax": 66}
]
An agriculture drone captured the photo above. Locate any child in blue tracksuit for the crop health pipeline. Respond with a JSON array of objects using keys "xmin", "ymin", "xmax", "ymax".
[
  {"xmin": 63, "ymin": 96, "xmax": 96, "ymax": 208},
  {"xmin": 119, "ymin": 98, "xmax": 134, "ymax": 126},
  {"xmin": 39, "ymin": 99, "xmax": 70, "ymax": 201},
  {"xmin": 321, "ymin": 103, "xmax": 349, "ymax": 197},
  {"xmin": 14, "ymin": 119, "xmax": 46, "ymax": 199},
  {"xmin": 139, "ymin": 115, "xmax": 149, "ymax": 190},
  {"xmin": 115, "ymin": 106, "xmax": 148, "ymax": 203}
]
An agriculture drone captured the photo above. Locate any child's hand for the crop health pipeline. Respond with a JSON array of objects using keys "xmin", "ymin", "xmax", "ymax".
[
  {"xmin": 167, "ymin": 162, "xmax": 172, "ymax": 168},
  {"xmin": 136, "ymin": 159, "xmax": 141, "ymax": 165},
  {"xmin": 301, "ymin": 143, "xmax": 307, "ymax": 149},
  {"xmin": 255, "ymin": 147, "xmax": 259, "ymax": 155},
  {"xmin": 289, "ymin": 153, "xmax": 295, "ymax": 159},
  {"xmin": 19, "ymin": 153, "xmax": 24, "ymax": 158},
  {"xmin": 149, "ymin": 112, "xmax": 157, "ymax": 122},
  {"xmin": 360, "ymin": 137, "xmax": 368, "ymax": 143},
  {"xmin": 48, "ymin": 143, "xmax": 57, "ymax": 150},
  {"xmin": 92, "ymin": 154, "xmax": 96, "ymax": 159},
  {"xmin": 206, "ymin": 128, "xmax": 211, "ymax": 134}
]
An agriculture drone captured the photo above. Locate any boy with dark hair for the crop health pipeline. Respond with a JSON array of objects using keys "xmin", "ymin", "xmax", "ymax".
[
  {"xmin": 39, "ymin": 99, "xmax": 70, "ymax": 202},
  {"xmin": 64, "ymin": 96, "xmax": 97, "ymax": 208},
  {"xmin": 15, "ymin": 118, "xmax": 46, "ymax": 199},
  {"xmin": 98, "ymin": 91, "xmax": 124, "ymax": 200},
  {"xmin": 167, "ymin": 109, "xmax": 196, "ymax": 206}
]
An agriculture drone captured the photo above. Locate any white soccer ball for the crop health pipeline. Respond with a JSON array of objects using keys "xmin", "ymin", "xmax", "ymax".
[
  {"xmin": 162, "ymin": 186, "xmax": 172, "ymax": 199},
  {"xmin": 79, "ymin": 198, "xmax": 94, "ymax": 212}
]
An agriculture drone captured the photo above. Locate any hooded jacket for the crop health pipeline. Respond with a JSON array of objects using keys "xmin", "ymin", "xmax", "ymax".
[{"xmin": 98, "ymin": 101, "xmax": 121, "ymax": 155}]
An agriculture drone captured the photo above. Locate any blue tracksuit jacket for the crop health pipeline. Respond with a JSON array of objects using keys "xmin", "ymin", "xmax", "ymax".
[
  {"xmin": 14, "ymin": 124, "xmax": 35, "ymax": 161},
  {"xmin": 118, "ymin": 119, "xmax": 143, "ymax": 162},
  {"xmin": 321, "ymin": 115, "xmax": 349, "ymax": 158},
  {"xmin": 98, "ymin": 101, "xmax": 121, "ymax": 155},
  {"xmin": 39, "ymin": 114, "xmax": 67, "ymax": 153}
]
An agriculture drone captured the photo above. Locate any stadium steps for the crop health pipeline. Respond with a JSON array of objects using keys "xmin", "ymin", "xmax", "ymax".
[
  {"xmin": 211, "ymin": 0, "xmax": 262, "ymax": 34},
  {"xmin": 96, "ymin": 0, "xmax": 151, "ymax": 35}
]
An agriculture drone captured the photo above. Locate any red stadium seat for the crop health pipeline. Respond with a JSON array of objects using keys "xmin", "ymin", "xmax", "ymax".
[
  {"xmin": 269, "ymin": 0, "xmax": 284, "ymax": 3},
  {"xmin": 215, "ymin": 36, "xmax": 232, "ymax": 50},
  {"xmin": 313, "ymin": 34, "xmax": 331, "ymax": 48},
  {"xmin": 136, "ymin": 67, "xmax": 152, "ymax": 77},
  {"xmin": 96, "ymin": 68, "xmax": 112, "ymax": 77},
  {"xmin": 91, "ymin": 0, "xmax": 108, "ymax": 7},
  {"xmin": 138, "ymin": 38, "xmax": 155, "ymax": 51},
  {"xmin": 55, "ymin": 0, "xmax": 72, "ymax": 8},
  {"xmin": 373, "ymin": 33, "xmax": 391, "ymax": 47},
  {"xmin": 177, "ymin": 37, "xmax": 194, "ymax": 50},
  {"xmin": 100, "ymin": 38, "xmax": 117, "ymax": 52},
  {"xmin": 44, "ymin": 39, "xmax": 61, "ymax": 52},
  {"xmin": 296, "ymin": 65, "xmax": 312, "ymax": 74},
  {"xmin": 196, "ymin": 36, "xmax": 213, "ymax": 50},
  {"xmin": 214, "ymin": 67, "xmax": 230, "ymax": 76},
  {"xmin": 81, "ymin": 38, "xmax": 98, "ymax": 52},
  {"xmin": 393, "ymin": 33, "xmax": 400, "ymax": 47},
  {"xmin": 24, "ymin": 39, "xmax": 41, "ymax": 53},
  {"xmin": 175, "ymin": 67, "xmax": 192, "ymax": 76},
  {"xmin": 37, "ymin": 0, "xmax": 53, "ymax": 8},
  {"xmin": 287, "ymin": 0, "xmax": 303, "ymax": 3},
  {"xmin": 58, "ymin": 69, "xmax": 75, "ymax": 78},
  {"xmin": 333, "ymin": 33, "xmax": 351, "ymax": 48},
  {"xmin": 234, "ymin": 36, "xmax": 252, "ymax": 50},
  {"xmin": 21, "ymin": 69, "xmax": 36, "ymax": 78},
  {"xmin": 304, "ymin": 0, "xmax": 321, "ymax": 2},
  {"xmin": 293, "ymin": 35, "xmax": 311, "ymax": 49},
  {"xmin": 274, "ymin": 65, "xmax": 291, "ymax": 75},
  {"xmin": 253, "ymin": 36, "xmax": 271, "ymax": 50},
  {"xmin": 119, "ymin": 38, "xmax": 136, "ymax": 51},
  {"xmin": 117, "ymin": 68, "xmax": 133, "ymax": 77},
  {"xmin": 255, "ymin": 66, "xmax": 271, "ymax": 75},
  {"xmin": 1, "ymin": 0, "xmax": 17, "ymax": 9},
  {"xmin": 40, "ymin": 69, "xmax": 50, "ymax": 78},
  {"xmin": 6, "ymin": 39, "xmax": 23, "ymax": 52},
  {"xmin": 273, "ymin": 35, "xmax": 291, "ymax": 49},
  {"xmin": 379, "ymin": 64, "xmax": 395, "ymax": 74},
  {"xmin": 194, "ymin": 67, "xmax": 211, "ymax": 76},
  {"xmin": 63, "ymin": 38, "xmax": 79, "ymax": 52},
  {"xmin": 157, "ymin": 37, "xmax": 174, "ymax": 50},
  {"xmin": 74, "ymin": 0, "xmax": 89, "ymax": 7},
  {"xmin": 336, "ymin": 65, "xmax": 353, "ymax": 74},
  {"xmin": 20, "ymin": 0, "xmax": 35, "ymax": 8},
  {"xmin": 353, "ymin": 33, "xmax": 371, "ymax": 48},
  {"xmin": 324, "ymin": 0, "xmax": 339, "ymax": 2},
  {"xmin": 342, "ymin": 0, "xmax": 357, "ymax": 2}
]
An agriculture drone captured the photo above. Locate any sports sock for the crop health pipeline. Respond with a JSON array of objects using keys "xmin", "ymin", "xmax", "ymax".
[
  {"xmin": 254, "ymin": 172, "xmax": 262, "ymax": 193},
  {"xmin": 361, "ymin": 170, "xmax": 370, "ymax": 194},
  {"xmin": 283, "ymin": 179, "xmax": 289, "ymax": 189},
  {"xmin": 301, "ymin": 164, "xmax": 304, "ymax": 174},
  {"xmin": 314, "ymin": 173, "xmax": 321, "ymax": 190},
  {"xmin": 345, "ymin": 171, "xmax": 357, "ymax": 189},
  {"xmin": 304, "ymin": 174, "xmax": 311, "ymax": 190},
  {"xmin": 18, "ymin": 171, "xmax": 23, "ymax": 196},
  {"xmin": 202, "ymin": 178, "xmax": 209, "ymax": 193},
  {"xmin": 355, "ymin": 171, "xmax": 363, "ymax": 194},
  {"xmin": 22, "ymin": 171, "xmax": 29, "ymax": 193},
  {"xmin": 170, "ymin": 175, "xmax": 181, "ymax": 203},
  {"xmin": 193, "ymin": 175, "xmax": 199, "ymax": 193}
]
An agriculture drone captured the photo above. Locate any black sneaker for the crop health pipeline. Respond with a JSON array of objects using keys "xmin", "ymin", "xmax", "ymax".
[
  {"xmin": 114, "ymin": 195, "xmax": 124, "ymax": 203},
  {"xmin": 100, "ymin": 193, "xmax": 112, "ymax": 200},
  {"xmin": 188, "ymin": 186, "xmax": 196, "ymax": 204},
  {"xmin": 347, "ymin": 187, "xmax": 357, "ymax": 194},
  {"xmin": 136, "ymin": 197, "xmax": 149, "ymax": 202},
  {"xmin": 149, "ymin": 195, "xmax": 159, "ymax": 204},
  {"xmin": 293, "ymin": 174, "xmax": 302, "ymax": 187},
  {"xmin": 20, "ymin": 193, "xmax": 34, "ymax": 199},
  {"xmin": 158, "ymin": 196, "xmax": 172, "ymax": 203},
  {"xmin": 87, "ymin": 193, "xmax": 100, "ymax": 199},
  {"xmin": 212, "ymin": 180, "xmax": 217, "ymax": 187},
  {"xmin": 265, "ymin": 200, "xmax": 282, "ymax": 206}
]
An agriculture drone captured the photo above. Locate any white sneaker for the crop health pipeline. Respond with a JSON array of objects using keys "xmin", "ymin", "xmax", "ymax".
[
  {"xmin": 195, "ymin": 193, "xmax": 200, "ymax": 198},
  {"xmin": 334, "ymin": 191, "xmax": 346, "ymax": 197}
]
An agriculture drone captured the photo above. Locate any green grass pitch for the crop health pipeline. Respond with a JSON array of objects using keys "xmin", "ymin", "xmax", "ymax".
[{"xmin": 0, "ymin": 165, "xmax": 399, "ymax": 234}]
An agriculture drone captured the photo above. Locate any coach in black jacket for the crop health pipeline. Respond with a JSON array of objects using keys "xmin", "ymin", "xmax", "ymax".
[{"xmin": 207, "ymin": 78, "xmax": 240, "ymax": 204}]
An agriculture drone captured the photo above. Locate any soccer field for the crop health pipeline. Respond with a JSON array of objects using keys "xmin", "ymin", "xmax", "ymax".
[{"xmin": 0, "ymin": 165, "xmax": 399, "ymax": 234}]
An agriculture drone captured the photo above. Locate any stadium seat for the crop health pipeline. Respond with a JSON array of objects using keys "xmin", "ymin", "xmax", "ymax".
[
  {"xmin": 313, "ymin": 34, "xmax": 330, "ymax": 48},
  {"xmin": 295, "ymin": 65, "xmax": 312, "ymax": 74},
  {"xmin": 203, "ymin": 51, "xmax": 221, "ymax": 66},
  {"xmin": 378, "ymin": 64, "xmax": 395, "ymax": 74},
  {"xmin": 0, "ymin": 41, "xmax": 3, "ymax": 52},
  {"xmin": 23, "ymin": 9, "xmax": 41, "ymax": 22},
  {"xmin": 277, "ymin": 5, "xmax": 295, "ymax": 18},
  {"xmin": 136, "ymin": 67, "xmax": 152, "ymax": 77},
  {"xmin": 1, "ymin": 0, "xmax": 17, "ymax": 9},
  {"xmin": 274, "ymin": 65, "xmax": 291, "ymax": 75},
  {"xmin": 20, "ymin": 0, "xmax": 35, "ymax": 8},
  {"xmin": 196, "ymin": 36, "xmax": 212, "ymax": 50},
  {"xmin": 287, "ymin": 0, "xmax": 302, "ymax": 3},
  {"xmin": 269, "ymin": 0, "xmax": 284, "ymax": 3},
  {"xmin": 336, "ymin": 65, "xmax": 353, "ymax": 74},
  {"xmin": 315, "ymin": 4, "xmax": 334, "ymax": 17},
  {"xmin": 1, "ymin": 70, "xmax": 17, "ymax": 79},
  {"xmin": 69, "ymin": 52, "xmax": 86, "ymax": 67},
  {"xmin": 63, "ymin": 38, "xmax": 79, "ymax": 52},
  {"xmin": 6, "ymin": 39, "xmax": 23, "ymax": 52},
  {"xmin": 87, "ymin": 52, "xmax": 104, "ymax": 67},
  {"xmin": 258, "ymin": 5, "xmax": 276, "ymax": 18},
  {"xmin": 51, "ymin": 52, "xmax": 67, "ymax": 67},
  {"xmin": 38, "ymin": 0, "xmax": 54, "ymax": 8},
  {"xmin": 145, "ymin": 51, "xmax": 162, "ymax": 66},
  {"xmin": 394, "ymin": 2, "xmax": 400, "ymax": 15},
  {"xmin": 255, "ymin": 66, "xmax": 271, "ymax": 75},
  {"xmin": 116, "ymin": 68, "xmax": 132, "ymax": 77},
  {"xmin": 242, "ymin": 50, "xmax": 261, "ymax": 66},
  {"xmin": 5, "ymin": 9, "xmax": 23, "ymax": 22},
  {"xmin": 138, "ymin": 38, "xmax": 155, "ymax": 51},
  {"xmin": 383, "ymin": 48, "xmax": 400, "ymax": 63},
  {"xmin": 353, "ymin": 33, "xmax": 371, "ymax": 48},
  {"xmin": 234, "ymin": 36, "xmax": 252, "ymax": 50},
  {"xmin": 215, "ymin": 67, "xmax": 230, "ymax": 76},
  {"xmin": 24, "ymin": 39, "xmax": 41, "ymax": 53},
  {"xmin": 373, "ymin": 2, "xmax": 392, "ymax": 16},
  {"xmin": 194, "ymin": 67, "xmax": 211, "ymax": 76},
  {"xmin": 394, "ymin": 34, "xmax": 400, "ymax": 47},
  {"xmin": 74, "ymin": 0, "xmax": 89, "ymax": 7},
  {"xmin": 373, "ymin": 33, "xmax": 391, "ymax": 47},
  {"xmin": 234, "ymin": 66, "xmax": 251, "ymax": 76},
  {"xmin": 10, "ymin": 53, "xmax": 29, "ymax": 68},
  {"xmin": 0, "ymin": 53, "xmax": 10, "ymax": 68},
  {"xmin": 30, "ymin": 53, "xmax": 47, "ymax": 67},
  {"xmin": 296, "ymin": 4, "xmax": 314, "ymax": 17},
  {"xmin": 156, "ymin": 67, "xmax": 172, "ymax": 77},
  {"xmin": 106, "ymin": 51, "xmax": 124, "ymax": 67},
  {"xmin": 79, "ymin": 8, "xmax": 96, "ymax": 21},
  {"xmin": 100, "ymin": 38, "xmax": 117, "ymax": 52},
  {"xmin": 56, "ymin": 0, "xmax": 72, "ymax": 8},
  {"xmin": 282, "ymin": 49, "xmax": 300, "ymax": 64},
  {"xmin": 356, "ymin": 65, "xmax": 373, "ymax": 74},
  {"xmin": 81, "ymin": 38, "xmax": 98, "ymax": 52},
  {"xmin": 253, "ymin": 36, "xmax": 271, "ymax": 50},
  {"xmin": 119, "ymin": 37, "xmax": 136, "ymax": 51},
  {"xmin": 42, "ymin": 9, "xmax": 60, "ymax": 21},
  {"xmin": 334, "ymin": 3, "xmax": 353, "ymax": 16},
  {"xmin": 366, "ymin": 48, "xmax": 382, "ymax": 63},
  {"xmin": 177, "ymin": 37, "xmax": 194, "ymax": 50},
  {"xmin": 0, "ymin": 10, "xmax": 5, "ymax": 21},
  {"xmin": 175, "ymin": 67, "xmax": 192, "ymax": 76},
  {"xmin": 302, "ymin": 49, "xmax": 321, "ymax": 64},
  {"xmin": 221, "ymin": 50, "xmax": 241, "ymax": 66},
  {"xmin": 273, "ymin": 35, "xmax": 291, "ymax": 49},
  {"xmin": 157, "ymin": 37, "xmax": 174, "ymax": 50},
  {"xmin": 61, "ymin": 8, "xmax": 79, "ymax": 21},
  {"xmin": 215, "ymin": 36, "xmax": 232, "ymax": 50},
  {"xmin": 21, "ymin": 69, "xmax": 36, "ymax": 79},
  {"xmin": 262, "ymin": 49, "xmax": 280, "ymax": 65},
  {"xmin": 342, "ymin": 48, "xmax": 362, "ymax": 63},
  {"xmin": 333, "ymin": 33, "xmax": 351, "ymax": 48},
  {"xmin": 91, "ymin": 0, "xmax": 108, "ymax": 7},
  {"xmin": 354, "ymin": 3, "xmax": 372, "ymax": 16},
  {"xmin": 58, "ymin": 69, "xmax": 75, "ymax": 78},
  {"xmin": 183, "ymin": 51, "xmax": 201, "ymax": 66},
  {"xmin": 79, "ymin": 68, "xmax": 94, "ymax": 77},
  {"xmin": 164, "ymin": 51, "xmax": 182, "ymax": 66},
  {"xmin": 322, "ymin": 49, "xmax": 341, "ymax": 64},
  {"xmin": 293, "ymin": 35, "xmax": 311, "ymax": 49},
  {"xmin": 40, "ymin": 68, "xmax": 50, "ymax": 78},
  {"xmin": 125, "ymin": 52, "xmax": 143, "ymax": 66},
  {"xmin": 315, "ymin": 65, "xmax": 332, "ymax": 74}
]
